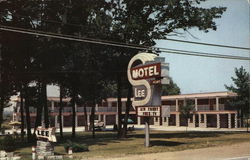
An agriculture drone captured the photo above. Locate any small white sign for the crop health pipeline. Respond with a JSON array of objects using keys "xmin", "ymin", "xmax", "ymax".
[
  {"xmin": 137, "ymin": 106, "xmax": 161, "ymax": 117},
  {"xmin": 36, "ymin": 127, "xmax": 57, "ymax": 142},
  {"xmin": 162, "ymin": 105, "xmax": 170, "ymax": 118}
]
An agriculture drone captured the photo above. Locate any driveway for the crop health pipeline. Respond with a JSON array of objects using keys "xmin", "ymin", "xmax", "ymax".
[{"xmin": 102, "ymin": 141, "xmax": 250, "ymax": 160}]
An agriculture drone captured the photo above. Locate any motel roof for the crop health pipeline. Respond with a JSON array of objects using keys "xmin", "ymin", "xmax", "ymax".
[
  {"xmin": 106, "ymin": 91, "xmax": 237, "ymax": 102},
  {"xmin": 11, "ymin": 91, "xmax": 237, "ymax": 102}
]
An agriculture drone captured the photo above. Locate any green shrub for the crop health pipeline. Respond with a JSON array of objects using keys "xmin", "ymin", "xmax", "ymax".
[
  {"xmin": 63, "ymin": 140, "xmax": 89, "ymax": 153},
  {"xmin": 0, "ymin": 135, "xmax": 16, "ymax": 152}
]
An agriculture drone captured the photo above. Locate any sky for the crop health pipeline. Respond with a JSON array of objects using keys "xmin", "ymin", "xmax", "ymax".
[
  {"xmin": 156, "ymin": 0, "xmax": 250, "ymax": 94},
  {"xmin": 47, "ymin": 0, "xmax": 250, "ymax": 97}
]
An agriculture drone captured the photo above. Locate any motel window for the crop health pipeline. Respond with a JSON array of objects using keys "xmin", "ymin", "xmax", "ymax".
[
  {"xmin": 164, "ymin": 117, "xmax": 167, "ymax": 122},
  {"xmin": 198, "ymin": 99, "xmax": 209, "ymax": 105},
  {"xmin": 162, "ymin": 101, "xmax": 168, "ymax": 105},
  {"xmin": 201, "ymin": 114, "xmax": 204, "ymax": 123},
  {"xmin": 155, "ymin": 117, "xmax": 158, "ymax": 122}
]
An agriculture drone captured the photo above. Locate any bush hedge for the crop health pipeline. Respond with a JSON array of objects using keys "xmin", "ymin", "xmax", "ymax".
[
  {"xmin": 63, "ymin": 140, "xmax": 89, "ymax": 153},
  {"xmin": 0, "ymin": 135, "xmax": 16, "ymax": 152}
]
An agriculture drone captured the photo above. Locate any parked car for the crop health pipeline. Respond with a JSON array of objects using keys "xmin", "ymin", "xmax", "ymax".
[{"xmin": 89, "ymin": 120, "xmax": 105, "ymax": 131}]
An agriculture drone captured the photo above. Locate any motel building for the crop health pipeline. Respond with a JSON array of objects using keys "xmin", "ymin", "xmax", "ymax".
[{"xmin": 12, "ymin": 91, "xmax": 238, "ymax": 129}]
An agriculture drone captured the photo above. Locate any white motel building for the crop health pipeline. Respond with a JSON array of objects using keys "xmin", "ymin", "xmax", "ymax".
[{"xmin": 13, "ymin": 91, "xmax": 239, "ymax": 129}]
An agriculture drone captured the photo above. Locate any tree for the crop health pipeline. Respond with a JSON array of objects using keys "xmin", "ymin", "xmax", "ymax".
[
  {"xmin": 180, "ymin": 100, "xmax": 195, "ymax": 132},
  {"xmin": 121, "ymin": 84, "xmax": 132, "ymax": 138},
  {"xmin": 162, "ymin": 78, "xmax": 181, "ymax": 95},
  {"xmin": 109, "ymin": 0, "xmax": 226, "ymax": 137},
  {"xmin": 225, "ymin": 66, "xmax": 250, "ymax": 131},
  {"xmin": 0, "ymin": 0, "xmax": 227, "ymax": 139}
]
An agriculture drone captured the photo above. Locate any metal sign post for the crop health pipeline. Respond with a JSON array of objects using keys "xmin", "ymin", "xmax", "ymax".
[
  {"xmin": 127, "ymin": 52, "xmax": 169, "ymax": 147},
  {"xmin": 144, "ymin": 117, "xmax": 150, "ymax": 147}
]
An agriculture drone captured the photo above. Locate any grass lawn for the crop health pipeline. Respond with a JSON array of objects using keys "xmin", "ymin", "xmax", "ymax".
[{"xmin": 13, "ymin": 130, "xmax": 250, "ymax": 160}]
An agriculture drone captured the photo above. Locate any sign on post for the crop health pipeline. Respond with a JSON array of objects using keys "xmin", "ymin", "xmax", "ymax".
[
  {"xmin": 127, "ymin": 52, "xmax": 169, "ymax": 147},
  {"xmin": 137, "ymin": 106, "xmax": 161, "ymax": 117},
  {"xmin": 35, "ymin": 126, "xmax": 57, "ymax": 158},
  {"xmin": 36, "ymin": 127, "xmax": 57, "ymax": 142}
]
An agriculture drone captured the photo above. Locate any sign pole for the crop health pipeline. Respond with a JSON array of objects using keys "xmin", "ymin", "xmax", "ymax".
[
  {"xmin": 127, "ymin": 52, "xmax": 170, "ymax": 148},
  {"xmin": 145, "ymin": 117, "xmax": 150, "ymax": 147}
]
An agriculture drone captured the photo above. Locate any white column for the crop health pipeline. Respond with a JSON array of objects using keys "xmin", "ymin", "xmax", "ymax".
[
  {"xmin": 62, "ymin": 115, "xmax": 64, "ymax": 127},
  {"xmin": 165, "ymin": 117, "xmax": 169, "ymax": 126},
  {"xmin": 55, "ymin": 115, "xmax": 58, "ymax": 127},
  {"xmin": 51, "ymin": 101, "xmax": 55, "ymax": 111},
  {"xmin": 198, "ymin": 114, "xmax": 201, "ymax": 127},
  {"xmin": 235, "ymin": 113, "xmax": 238, "ymax": 128},
  {"xmin": 154, "ymin": 117, "xmax": 160, "ymax": 126},
  {"xmin": 75, "ymin": 104, "xmax": 78, "ymax": 113},
  {"xmin": 116, "ymin": 114, "xmax": 118, "ymax": 124},
  {"xmin": 176, "ymin": 99, "xmax": 179, "ymax": 111},
  {"xmin": 75, "ymin": 115, "xmax": 78, "ymax": 127},
  {"xmin": 87, "ymin": 115, "xmax": 90, "ymax": 124},
  {"xmin": 195, "ymin": 98, "xmax": 198, "ymax": 111},
  {"xmin": 216, "ymin": 97, "xmax": 219, "ymax": 111},
  {"xmin": 103, "ymin": 115, "xmax": 106, "ymax": 128},
  {"xmin": 75, "ymin": 103, "xmax": 78, "ymax": 127},
  {"xmin": 137, "ymin": 117, "xmax": 141, "ymax": 125},
  {"xmin": 98, "ymin": 114, "xmax": 101, "ymax": 121},
  {"xmin": 176, "ymin": 114, "xmax": 180, "ymax": 127},
  {"xmin": 228, "ymin": 114, "xmax": 231, "ymax": 128},
  {"xmin": 204, "ymin": 114, "xmax": 207, "ymax": 128},
  {"xmin": 193, "ymin": 114, "xmax": 196, "ymax": 127},
  {"xmin": 217, "ymin": 114, "xmax": 220, "ymax": 128}
]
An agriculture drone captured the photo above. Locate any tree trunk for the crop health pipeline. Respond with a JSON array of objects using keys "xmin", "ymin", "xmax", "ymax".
[
  {"xmin": 42, "ymin": 82, "xmax": 49, "ymax": 128},
  {"xmin": 246, "ymin": 105, "xmax": 249, "ymax": 133},
  {"xmin": 59, "ymin": 85, "xmax": 64, "ymax": 139},
  {"xmin": 24, "ymin": 86, "xmax": 32, "ymax": 142},
  {"xmin": 117, "ymin": 75, "xmax": 122, "ymax": 138},
  {"xmin": 71, "ymin": 89, "xmax": 76, "ymax": 138},
  {"xmin": 0, "ymin": 44, "xmax": 2, "ymax": 129},
  {"xmin": 247, "ymin": 118, "xmax": 249, "ymax": 133},
  {"xmin": 83, "ymin": 102, "xmax": 88, "ymax": 132},
  {"xmin": 0, "ymin": 95, "xmax": 4, "ymax": 129},
  {"xmin": 33, "ymin": 83, "xmax": 43, "ymax": 134},
  {"xmin": 121, "ymin": 84, "xmax": 132, "ymax": 138},
  {"xmin": 20, "ymin": 85, "xmax": 25, "ymax": 141},
  {"xmin": 240, "ymin": 110, "xmax": 244, "ymax": 128},
  {"xmin": 90, "ymin": 102, "xmax": 95, "ymax": 138}
]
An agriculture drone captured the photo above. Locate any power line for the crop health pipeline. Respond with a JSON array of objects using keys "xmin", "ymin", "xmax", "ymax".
[
  {"xmin": 165, "ymin": 38, "xmax": 250, "ymax": 50},
  {"xmin": 157, "ymin": 47, "xmax": 249, "ymax": 60},
  {"xmin": 0, "ymin": 25, "xmax": 146, "ymax": 50},
  {"xmin": 0, "ymin": 25, "xmax": 249, "ymax": 61},
  {"xmin": 1, "ymin": 11, "xmax": 250, "ymax": 51}
]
